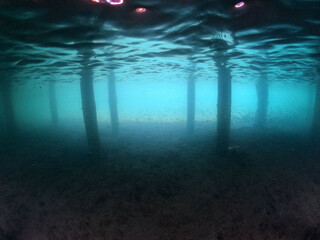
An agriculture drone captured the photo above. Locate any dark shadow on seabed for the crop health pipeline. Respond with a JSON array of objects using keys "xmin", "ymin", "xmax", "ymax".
[{"xmin": 0, "ymin": 124, "xmax": 320, "ymax": 240}]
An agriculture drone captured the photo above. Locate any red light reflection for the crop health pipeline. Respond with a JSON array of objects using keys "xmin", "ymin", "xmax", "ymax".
[
  {"xmin": 136, "ymin": 7, "xmax": 146, "ymax": 13},
  {"xmin": 107, "ymin": 0, "xmax": 123, "ymax": 5},
  {"xmin": 235, "ymin": 2, "xmax": 245, "ymax": 8},
  {"xmin": 91, "ymin": 0, "xmax": 123, "ymax": 5}
]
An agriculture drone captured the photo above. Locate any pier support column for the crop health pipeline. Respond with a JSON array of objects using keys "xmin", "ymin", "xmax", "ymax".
[
  {"xmin": 255, "ymin": 73, "xmax": 268, "ymax": 128},
  {"xmin": 108, "ymin": 71, "xmax": 119, "ymax": 136},
  {"xmin": 312, "ymin": 78, "xmax": 320, "ymax": 147},
  {"xmin": 49, "ymin": 81, "xmax": 58, "ymax": 127},
  {"xmin": 1, "ymin": 80, "xmax": 16, "ymax": 137},
  {"xmin": 216, "ymin": 61, "xmax": 231, "ymax": 154},
  {"xmin": 187, "ymin": 76, "xmax": 195, "ymax": 134},
  {"xmin": 80, "ymin": 56, "xmax": 101, "ymax": 159}
]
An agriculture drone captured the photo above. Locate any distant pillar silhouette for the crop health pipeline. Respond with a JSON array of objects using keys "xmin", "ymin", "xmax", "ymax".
[
  {"xmin": 1, "ymin": 80, "xmax": 16, "ymax": 137},
  {"xmin": 216, "ymin": 61, "xmax": 231, "ymax": 154},
  {"xmin": 108, "ymin": 70, "xmax": 119, "ymax": 135},
  {"xmin": 255, "ymin": 73, "xmax": 269, "ymax": 128},
  {"xmin": 312, "ymin": 78, "xmax": 320, "ymax": 146},
  {"xmin": 80, "ymin": 53, "xmax": 101, "ymax": 159},
  {"xmin": 187, "ymin": 76, "xmax": 195, "ymax": 134},
  {"xmin": 49, "ymin": 82, "xmax": 58, "ymax": 127}
]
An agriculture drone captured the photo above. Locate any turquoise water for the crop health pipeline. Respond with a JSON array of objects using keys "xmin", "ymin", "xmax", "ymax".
[
  {"xmin": 4, "ymin": 79, "xmax": 315, "ymax": 131},
  {"xmin": 0, "ymin": 0, "xmax": 320, "ymax": 239},
  {"xmin": 0, "ymin": 1, "xmax": 319, "ymax": 141}
]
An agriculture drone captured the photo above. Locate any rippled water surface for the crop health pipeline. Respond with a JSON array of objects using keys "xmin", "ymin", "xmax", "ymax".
[
  {"xmin": 1, "ymin": 0, "xmax": 320, "ymax": 126},
  {"xmin": 1, "ymin": 0, "xmax": 319, "ymax": 84}
]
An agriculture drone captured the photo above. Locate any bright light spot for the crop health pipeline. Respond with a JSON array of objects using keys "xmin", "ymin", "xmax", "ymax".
[
  {"xmin": 235, "ymin": 2, "xmax": 245, "ymax": 8},
  {"xmin": 136, "ymin": 7, "xmax": 146, "ymax": 13},
  {"xmin": 91, "ymin": 0, "xmax": 101, "ymax": 2},
  {"xmin": 107, "ymin": 0, "xmax": 124, "ymax": 5}
]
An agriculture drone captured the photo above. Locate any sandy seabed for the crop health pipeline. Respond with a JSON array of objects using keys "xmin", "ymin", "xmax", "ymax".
[{"xmin": 0, "ymin": 125, "xmax": 320, "ymax": 240}]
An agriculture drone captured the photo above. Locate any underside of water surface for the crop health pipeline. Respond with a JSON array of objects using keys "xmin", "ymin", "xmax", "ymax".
[{"xmin": 0, "ymin": 0, "xmax": 320, "ymax": 239}]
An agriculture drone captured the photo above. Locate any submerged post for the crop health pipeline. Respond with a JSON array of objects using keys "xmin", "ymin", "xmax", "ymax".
[
  {"xmin": 255, "ymin": 72, "xmax": 269, "ymax": 128},
  {"xmin": 79, "ymin": 52, "xmax": 101, "ymax": 159},
  {"xmin": 312, "ymin": 78, "xmax": 320, "ymax": 147},
  {"xmin": 49, "ymin": 81, "xmax": 58, "ymax": 127},
  {"xmin": 216, "ymin": 60, "xmax": 232, "ymax": 154},
  {"xmin": 187, "ymin": 75, "xmax": 196, "ymax": 134},
  {"xmin": 108, "ymin": 70, "xmax": 119, "ymax": 136},
  {"xmin": 0, "ymin": 79, "xmax": 16, "ymax": 137}
]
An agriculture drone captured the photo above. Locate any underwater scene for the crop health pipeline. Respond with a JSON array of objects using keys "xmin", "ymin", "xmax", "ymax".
[{"xmin": 0, "ymin": 0, "xmax": 320, "ymax": 239}]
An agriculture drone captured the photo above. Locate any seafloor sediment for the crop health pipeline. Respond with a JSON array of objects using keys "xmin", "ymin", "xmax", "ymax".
[{"xmin": 0, "ymin": 125, "xmax": 319, "ymax": 240}]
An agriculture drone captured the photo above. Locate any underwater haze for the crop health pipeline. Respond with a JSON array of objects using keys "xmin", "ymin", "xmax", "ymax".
[{"xmin": 0, "ymin": 0, "xmax": 320, "ymax": 239}]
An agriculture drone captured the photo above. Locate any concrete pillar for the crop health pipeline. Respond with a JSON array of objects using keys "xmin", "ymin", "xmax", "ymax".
[
  {"xmin": 255, "ymin": 73, "xmax": 269, "ymax": 128},
  {"xmin": 80, "ymin": 54, "xmax": 101, "ymax": 159},
  {"xmin": 216, "ymin": 61, "xmax": 231, "ymax": 154},
  {"xmin": 312, "ymin": 78, "xmax": 320, "ymax": 146},
  {"xmin": 108, "ymin": 70, "xmax": 119, "ymax": 136},
  {"xmin": 187, "ymin": 76, "xmax": 195, "ymax": 134},
  {"xmin": 49, "ymin": 81, "xmax": 58, "ymax": 127},
  {"xmin": 0, "ymin": 80, "xmax": 16, "ymax": 137}
]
